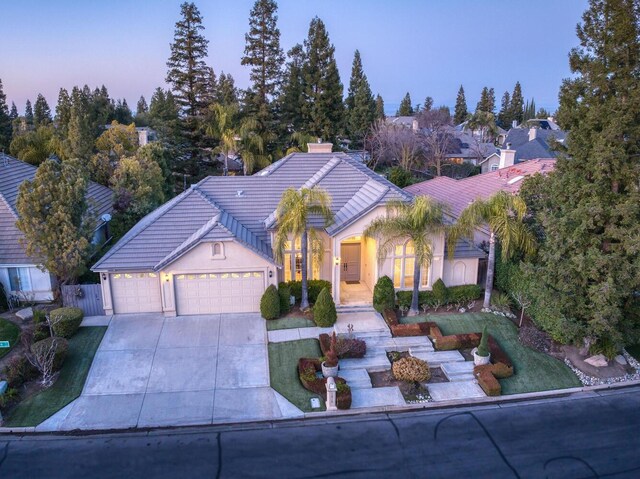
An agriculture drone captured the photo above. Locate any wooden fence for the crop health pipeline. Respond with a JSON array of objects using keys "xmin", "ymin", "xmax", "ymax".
[{"xmin": 61, "ymin": 284, "xmax": 105, "ymax": 316}]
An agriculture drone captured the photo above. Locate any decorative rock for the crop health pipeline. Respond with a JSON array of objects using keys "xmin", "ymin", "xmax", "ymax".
[
  {"xmin": 584, "ymin": 354, "xmax": 608, "ymax": 368},
  {"xmin": 615, "ymin": 355, "xmax": 627, "ymax": 366},
  {"xmin": 16, "ymin": 307, "xmax": 33, "ymax": 321},
  {"xmin": 458, "ymin": 308, "xmax": 466, "ymax": 313}
]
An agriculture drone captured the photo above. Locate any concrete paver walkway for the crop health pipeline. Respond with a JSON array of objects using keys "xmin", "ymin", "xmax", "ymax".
[{"xmin": 38, "ymin": 313, "xmax": 302, "ymax": 431}]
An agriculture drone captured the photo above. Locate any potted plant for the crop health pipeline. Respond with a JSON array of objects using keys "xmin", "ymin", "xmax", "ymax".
[
  {"xmin": 472, "ymin": 325, "xmax": 491, "ymax": 366},
  {"xmin": 321, "ymin": 332, "xmax": 339, "ymax": 378}
]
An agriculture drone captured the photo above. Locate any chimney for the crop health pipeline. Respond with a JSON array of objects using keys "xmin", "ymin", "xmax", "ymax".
[
  {"xmin": 512, "ymin": 120, "xmax": 518, "ymax": 129},
  {"xmin": 499, "ymin": 147, "xmax": 516, "ymax": 169},
  {"xmin": 412, "ymin": 118, "xmax": 419, "ymax": 132},
  {"xmin": 528, "ymin": 127, "xmax": 537, "ymax": 142},
  {"xmin": 307, "ymin": 142, "xmax": 334, "ymax": 154}
]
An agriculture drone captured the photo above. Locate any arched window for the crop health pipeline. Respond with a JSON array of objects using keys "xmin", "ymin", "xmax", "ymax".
[
  {"xmin": 211, "ymin": 242, "xmax": 225, "ymax": 259},
  {"xmin": 283, "ymin": 237, "xmax": 320, "ymax": 281},
  {"xmin": 393, "ymin": 240, "xmax": 431, "ymax": 288}
]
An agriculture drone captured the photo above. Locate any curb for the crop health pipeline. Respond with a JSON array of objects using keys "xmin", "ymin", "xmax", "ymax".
[{"xmin": 2, "ymin": 380, "xmax": 640, "ymax": 436}]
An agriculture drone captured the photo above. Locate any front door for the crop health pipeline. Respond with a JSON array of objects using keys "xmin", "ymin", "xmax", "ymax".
[{"xmin": 341, "ymin": 243, "xmax": 361, "ymax": 282}]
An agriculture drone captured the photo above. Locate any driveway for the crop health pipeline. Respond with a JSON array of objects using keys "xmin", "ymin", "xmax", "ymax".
[{"xmin": 38, "ymin": 313, "xmax": 302, "ymax": 431}]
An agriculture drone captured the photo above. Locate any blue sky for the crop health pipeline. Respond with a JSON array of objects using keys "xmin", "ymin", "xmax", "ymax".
[{"xmin": 1, "ymin": 0, "xmax": 588, "ymax": 115}]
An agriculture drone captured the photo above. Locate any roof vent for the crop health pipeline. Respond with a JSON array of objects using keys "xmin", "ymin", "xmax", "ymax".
[{"xmin": 236, "ymin": 190, "xmax": 245, "ymax": 197}]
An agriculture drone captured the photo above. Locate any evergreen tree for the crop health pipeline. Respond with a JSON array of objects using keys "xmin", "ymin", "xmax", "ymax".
[
  {"xmin": 509, "ymin": 81, "xmax": 524, "ymax": 125},
  {"xmin": 114, "ymin": 99, "xmax": 133, "ymax": 124},
  {"xmin": 241, "ymin": 0, "xmax": 284, "ymax": 130},
  {"xmin": 486, "ymin": 87, "xmax": 496, "ymax": 113},
  {"xmin": 90, "ymin": 85, "xmax": 115, "ymax": 128},
  {"xmin": 136, "ymin": 96, "xmax": 148, "ymax": 116},
  {"xmin": 301, "ymin": 17, "xmax": 344, "ymax": 143},
  {"xmin": 33, "ymin": 93, "xmax": 52, "ymax": 128},
  {"xmin": 423, "ymin": 96, "xmax": 434, "ymax": 112},
  {"xmin": 0, "ymin": 79, "xmax": 11, "ymax": 150},
  {"xmin": 396, "ymin": 92, "xmax": 413, "ymax": 116},
  {"xmin": 66, "ymin": 86, "xmax": 94, "ymax": 161},
  {"xmin": 216, "ymin": 72, "xmax": 238, "ymax": 106},
  {"xmin": 25, "ymin": 100, "xmax": 34, "ymax": 128},
  {"xmin": 375, "ymin": 94, "xmax": 385, "ymax": 120},
  {"xmin": 9, "ymin": 102, "xmax": 18, "ymax": 121},
  {"xmin": 55, "ymin": 88, "xmax": 72, "ymax": 138},
  {"xmin": 497, "ymin": 90, "xmax": 511, "ymax": 128},
  {"xmin": 525, "ymin": 0, "xmax": 640, "ymax": 348},
  {"xmin": 149, "ymin": 88, "xmax": 181, "ymax": 145},
  {"xmin": 279, "ymin": 44, "xmax": 306, "ymax": 131},
  {"xmin": 453, "ymin": 85, "xmax": 468, "ymax": 124},
  {"xmin": 475, "ymin": 87, "xmax": 488, "ymax": 113},
  {"xmin": 166, "ymin": 2, "xmax": 211, "ymax": 118},
  {"xmin": 536, "ymin": 107, "xmax": 551, "ymax": 119},
  {"xmin": 523, "ymin": 98, "xmax": 537, "ymax": 121},
  {"xmin": 345, "ymin": 50, "xmax": 376, "ymax": 148}
]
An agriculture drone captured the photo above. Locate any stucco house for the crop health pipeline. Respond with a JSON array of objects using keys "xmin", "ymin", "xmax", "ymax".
[
  {"xmin": 92, "ymin": 145, "xmax": 484, "ymax": 316},
  {"xmin": 0, "ymin": 154, "xmax": 113, "ymax": 302}
]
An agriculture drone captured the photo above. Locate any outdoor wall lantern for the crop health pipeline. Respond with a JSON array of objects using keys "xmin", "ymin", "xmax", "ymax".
[
  {"xmin": 333, "ymin": 256, "xmax": 341, "ymax": 266},
  {"xmin": 101, "ymin": 273, "xmax": 107, "ymax": 281},
  {"xmin": 269, "ymin": 270, "xmax": 273, "ymax": 278},
  {"xmin": 164, "ymin": 274, "xmax": 170, "ymax": 282}
]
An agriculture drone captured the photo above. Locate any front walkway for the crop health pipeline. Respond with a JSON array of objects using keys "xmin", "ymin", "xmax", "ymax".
[
  {"xmin": 339, "ymin": 281, "xmax": 372, "ymax": 305},
  {"xmin": 38, "ymin": 313, "xmax": 301, "ymax": 431}
]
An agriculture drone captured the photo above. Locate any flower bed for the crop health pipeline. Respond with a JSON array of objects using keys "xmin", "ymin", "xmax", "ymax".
[
  {"xmin": 297, "ymin": 358, "xmax": 351, "ymax": 409},
  {"xmin": 318, "ymin": 334, "xmax": 366, "ymax": 359}
]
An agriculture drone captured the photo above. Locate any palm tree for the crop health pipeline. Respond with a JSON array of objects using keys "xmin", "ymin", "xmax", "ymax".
[
  {"xmin": 205, "ymin": 104, "xmax": 268, "ymax": 175},
  {"xmin": 364, "ymin": 196, "xmax": 447, "ymax": 315},
  {"xmin": 273, "ymin": 188, "xmax": 334, "ymax": 309},
  {"xmin": 451, "ymin": 191, "xmax": 536, "ymax": 309}
]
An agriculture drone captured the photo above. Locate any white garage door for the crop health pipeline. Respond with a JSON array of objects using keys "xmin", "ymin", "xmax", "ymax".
[
  {"xmin": 111, "ymin": 272, "xmax": 163, "ymax": 314},
  {"xmin": 175, "ymin": 271, "xmax": 265, "ymax": 315}
]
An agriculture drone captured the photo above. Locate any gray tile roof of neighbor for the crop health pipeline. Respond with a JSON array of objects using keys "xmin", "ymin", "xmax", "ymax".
[
  {"xmin": 0, "ymin": 154, "xmax": 113, "ymax": 265},
  {"xmin": 93, "ymin": 152, "xmax": 414, "ymax": 271}
]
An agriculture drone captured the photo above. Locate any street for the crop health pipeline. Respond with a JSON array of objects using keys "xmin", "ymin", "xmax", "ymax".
[{"xmin": 1, "ymin": 387, "xmax": 640, "ymax": 478}]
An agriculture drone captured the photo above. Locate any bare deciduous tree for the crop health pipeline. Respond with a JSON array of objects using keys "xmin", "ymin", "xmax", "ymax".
[
  {"xmin": 365, "ymin": 120, "xmax": 424, "ymax": 172},
  {"xmin": 512, "ymin": 291, "xmax": 532, "ymax": 327},
  {"xmin": 417, "ymin": 108, "xmax": 455, "ymax": 176},
  {"xmin": 22, "ymin": 328, "xmax": 59, "ymax": 387}
]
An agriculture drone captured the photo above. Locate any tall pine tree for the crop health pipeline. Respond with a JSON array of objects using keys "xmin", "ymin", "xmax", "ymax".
[
  {"xmin": 241, "ymin": 0, "xmax": 284, "ymax": 136},
  {"xmin": 0, "ymin": 79, "xmax": 11, "ymax": 150},
  {"xmin": 9, "ymin": 102, "xmax": 18, "ymax": 121},
  {"xmin": 25, "ymin": 100, "xmax": 34, "ymax": 128},
  {"xmin": 375, "ymin": 94, "xmax": 385, "ymax": 120},
  {"xmin": 453, "ymin": 85, "xmax": 468, "ymax": 124},
  {"xmin": 345, "ymin": 50, "xmax": 376, "ymax": 148},
  {"xmin": 396, "ymin": 92, "xmax": 413, "ymax": 116},
  {"xmin": 423, "ymin": 96, "xmax": 434, "ymax": 112},
  {"xmin": 497, "ymin": 90, "xmax": 511, "ymax": 128},
  {"xmin": 279, "ymin": 44, "xmax": 306, "ymax": 132},
  {"xmin": 301, "ymin": 17, "xmax": 344, "ymax": 143},
  {"xmin": 509, "ymin": 81, "xmax": 524, "ymax": 125},
  {"xmin": 33, "ymin": 93, "xmax": 52, "ymax": 128},
  {"xmin": 524, "ymin": 0, "xmax": 640, "ymax": 348}
]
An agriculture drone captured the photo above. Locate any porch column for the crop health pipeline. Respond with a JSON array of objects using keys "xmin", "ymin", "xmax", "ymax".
[{"xmin": 332, "ymin": 237, "xmax": 340, "ymax": 304}]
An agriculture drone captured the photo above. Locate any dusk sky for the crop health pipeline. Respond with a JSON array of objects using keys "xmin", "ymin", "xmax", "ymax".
[{"xmin": 2, "ymin": 0, "xmax": 588, "ymax": 115}]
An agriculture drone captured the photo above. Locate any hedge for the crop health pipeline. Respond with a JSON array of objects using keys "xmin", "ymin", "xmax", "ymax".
[
  {"xmin": 396, "ymin": 284, "xmax": 481, "ymax": 309},
  {"xmin": 278, "ymin": 284, "xmax": 291, "ymax": 315},
  {"xmin": 260, "ymin": 285, "xmax": 281, "ymax": 320},
  {"xmin": 50, "ymin": 307, "xmax": 83, "ymax": 338},
  {"xmin": 282, "ymin": 280, "xmax": 331, "ymax": 304}
]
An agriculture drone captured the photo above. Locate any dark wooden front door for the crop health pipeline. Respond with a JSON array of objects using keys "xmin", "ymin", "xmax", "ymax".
[{"xmin": 341, "ymin": 243, "xmax": 361, "ymax": 282}]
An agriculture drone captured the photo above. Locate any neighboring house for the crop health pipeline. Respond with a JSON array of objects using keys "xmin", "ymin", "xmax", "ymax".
[
  {"xmin": 406, "ymin": 158, "xmax": 556, "ymax": 243},
  {"xmin": 92, "ymin": 145, "xmax": 484, "ymax": 316},
  {"xmin": 0, "ymin": 154, "xmax": 113, "ymax": 302},
  {"xmin": 136, "ymin": 127, "xmax": 157, "ymax": 146},
  {"xmin": 480, "ymin": 120, "xmax": 565, "ymax": 173},
  {"xmin": 385, "ymin": 116, "xmax": 419, "ymax": 131},
  {"xmin": 445, "ymin": 130, "xmax": 497, "ymax": 166}
]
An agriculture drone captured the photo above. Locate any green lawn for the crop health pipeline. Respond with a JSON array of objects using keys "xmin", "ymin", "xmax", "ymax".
[
  {"xmin": 5, "ymin": 326, "xmax": 106, "ymax": 427},
  {"xmin": 266, "ymin": 316, "xmax": 316, "ymax": 331},
  {"xmin": 401, "ymin": 313, "xmax": 581, "ymax": 395},
  {"xmin": 0, "ymin": 317, "xmax": 20, "ymax": 359},
  {"xmin": 268, "ymin": 339, "xmax": 325, "ymax": 412}
]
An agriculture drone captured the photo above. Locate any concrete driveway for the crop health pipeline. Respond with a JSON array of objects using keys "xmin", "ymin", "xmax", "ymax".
[{"xmin": 39, "ymin": 313, "xmax": 301, "ymax": 431}]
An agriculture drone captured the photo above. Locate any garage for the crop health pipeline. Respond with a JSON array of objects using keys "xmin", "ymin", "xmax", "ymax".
[
  {"xmin": 175, "ymin": 271, "xmax": 265, "ymax": 315},
  {"xmin": 111, "ymin": 272, "xmax": 163, "ymax": 314}
]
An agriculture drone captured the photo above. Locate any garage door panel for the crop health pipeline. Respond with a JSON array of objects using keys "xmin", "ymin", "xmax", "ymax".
[
  {"xmin": 111, "ymin": 272, "xmax": 163, "ymax": 314},
  {"xmin": 175, "ymin": 271, "xmax": 265, "ymax": 315}
]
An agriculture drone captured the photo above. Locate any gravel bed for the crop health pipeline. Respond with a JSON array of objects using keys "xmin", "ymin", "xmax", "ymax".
[{"xmin": 564, "ymin": 349, "xmax": 640, "ymax": 386}]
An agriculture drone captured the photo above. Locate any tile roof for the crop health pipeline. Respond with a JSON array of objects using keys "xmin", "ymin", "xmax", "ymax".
[
  {"xmin": 405, "ymin": 159, "xmax": 556, "ymax": 219},
  {"xmin": 0, "ymin": 154, "xmax": 113, "ymax": 265},
  {"xmin": 93, "ymin": 152, "xmax": 414, "ymax": 271}
]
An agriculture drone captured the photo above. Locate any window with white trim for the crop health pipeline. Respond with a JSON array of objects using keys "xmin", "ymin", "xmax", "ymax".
[
  {"xmin": 8, "ymin": 267, "xmax": 32, "ymax": 292},
  {"xmin": 283, "ymin": 237, "xmax": 320, "ymax": 282},
  {"xmin": 490, "ymin": 164, "xmax": 499, "ymax": 172},
  {"xmin": 392, "ymin": 240, "xmax": 429, "ymax": 288},
  {"xmin": 211, "ymin": 242, "xmax": 225, "ymax": 259}
]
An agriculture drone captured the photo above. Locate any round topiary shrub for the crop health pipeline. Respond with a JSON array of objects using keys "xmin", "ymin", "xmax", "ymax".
[
  {"xmin": 50, "ymin": 307, "xmax": 83, "ymax": 338},
  {"xmin": 313, "ymin": 287, "xmax": 337, "ymax": 327},
  {"xmin": 432, "ymin": 278, "xmax": 448, "ymax": 305},
  {"xmin": 278, "ymin": 284, "xmax": 291, "ymax": 315},
  {"xmin": 260, "ymin": 285, "xmax": 281, "ymax": 320},
  {"xmin": 31, "ymin": 337, "xmax": 69, "ymax": 372},
  {"xmin": 392, "ymin": 356, "xmax": 431, "ymax": 382},
  {"xmin": 373, "ymin": 275, "xmax": 395, "ymax": 313}
]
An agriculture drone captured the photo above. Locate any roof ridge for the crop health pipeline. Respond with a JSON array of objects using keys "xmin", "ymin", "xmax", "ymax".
[
  {"xmin": 301, "ymin": 156, "xmax": 342, "ymax": 189},
  {"xmin": 92, "ymin": 188, "xmax": 196, "ymax": 270},
  {"xmin": 216, "ymin": 211, "xmax": 274, "ymax": 262},
  {"xmin": 0, "ymin": 191, "xmax": 18, "ymax": 219}
]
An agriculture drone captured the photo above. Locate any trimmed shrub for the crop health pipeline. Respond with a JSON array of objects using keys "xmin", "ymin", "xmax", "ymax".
[
  {"xmin": 33, "ymin": 322, "xmax": 51, "ymax": 342},
  {"xmin": 392, "ymin": 357, "xmax": 431, "ymax": 382},
  {"xmin": 491, "ymin": 291, "xmax": 512, "ymax": 311},
  {"xmin": 313, "ymin": 288, "xmax": 337, "ymax": 327},
  {"xmin": 31, "ymin": 337, "xmax": 69, "ymax": 372},
  {"xmin": 477, "ymin": 326, "xmax": 489, "ymax": 357},
  {"xmin": 319, "ymin": 333, "xmax": 367, "ymax": 359},
  {"xmin": 373, "ymin": 276, "xmax": 395, "ymax": 313},
  {"xmin": 474, "ymin": 364, "xmax": 502, "ymax": 396},
  {"xmin": 448, "ymin": 285, "xmax": 482, "ymax": 303},
  {"xmin": 2, "ymin": 355, "xmax": 39, "ymax": 388},
  {"xmin": 33, "ymin": 308, "xmax": 47, "ymax": 324},
  {"xmin": 432, "ymin": 278, "xmax": 448, "ymax": 304},
  {"xmin": 260, "ymin": 285, "xmax": 281, "ymax": 320},
  {"xmin": 285, "ymin": 280, "xmax": 332, "ymax": 304},
  {"xmin": 50, "ymin": 307, "xmax": 83, "ymax": 338},
  {"xmin": 278, "ymin": 284, "xmax": 291, "ymax": 315}
]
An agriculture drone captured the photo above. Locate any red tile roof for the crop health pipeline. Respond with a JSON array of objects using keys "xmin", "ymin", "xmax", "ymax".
[{"xmin": 405, "ymin": 159, "xmax": 556, "ymax": 218}]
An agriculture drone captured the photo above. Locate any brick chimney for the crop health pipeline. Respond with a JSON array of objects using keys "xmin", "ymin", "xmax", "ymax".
[
  {"xmin": 528, "ymin": 127, "xmax": 537, "ymax": 142},
  {"xmin": 499, "ymin": 145, "xmax": 516, "ymax": 169}
]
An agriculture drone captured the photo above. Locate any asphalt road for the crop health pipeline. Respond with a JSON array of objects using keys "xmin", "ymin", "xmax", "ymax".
[{"xmin": 1, "ymin": 387, "xmax": 640, "ymax": 479}]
